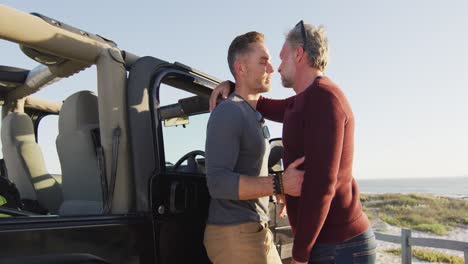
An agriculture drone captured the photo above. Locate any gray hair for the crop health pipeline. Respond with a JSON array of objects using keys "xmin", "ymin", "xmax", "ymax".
[{"xmin": 286, "ymin": 23, "xmax": 329, "ymax": 71}]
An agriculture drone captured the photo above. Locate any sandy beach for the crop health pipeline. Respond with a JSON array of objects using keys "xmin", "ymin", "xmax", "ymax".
[
  {"xmin": 368, "ymin": 193, "xmax": 468, "ymax": 264},
  {"xmin": 373, "ymin": 219, "xmax": 468, "ymax": 263}
]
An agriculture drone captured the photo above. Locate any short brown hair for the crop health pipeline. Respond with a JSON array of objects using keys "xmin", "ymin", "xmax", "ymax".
[{"xmin": 227, "ymin": 31, "xmax": 264, "ymax": 78}]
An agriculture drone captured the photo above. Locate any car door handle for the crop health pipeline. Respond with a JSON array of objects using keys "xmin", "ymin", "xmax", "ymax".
[{"xmin": 170, "ymin": 181, "xmax": 185, "ymax": 213}]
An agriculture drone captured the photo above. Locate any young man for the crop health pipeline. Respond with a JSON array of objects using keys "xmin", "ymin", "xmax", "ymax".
[
  {"xmin": 209, "ymin": 22, "xmax": 376, "ymax": 264},
  {"xmin": 204, "ymin": 31, "xmax": 305, "ymax": 264}
]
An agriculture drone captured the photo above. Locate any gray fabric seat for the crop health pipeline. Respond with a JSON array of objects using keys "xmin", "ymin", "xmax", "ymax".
[
  {"xmin": 57, "ymin": 91, "xmax": 103, "ymax": 215},
  {"xmin": 1, "ymin": 112, "xmax": 63, "ymax": 213}
]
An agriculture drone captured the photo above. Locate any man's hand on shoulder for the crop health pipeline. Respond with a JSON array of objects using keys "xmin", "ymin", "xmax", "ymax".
[{"xmin": 209, "ymin": 80, "xmax": 233, "ymax": 111}]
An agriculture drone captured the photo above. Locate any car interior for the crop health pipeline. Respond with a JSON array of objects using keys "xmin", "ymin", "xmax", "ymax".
[
  {"xmin": 0, "ymin": 67, "xmax": 288, "ymax": 224},
  {"xmin": 0, "ymin": 5, "xmax": 295, "ymax": 262}
]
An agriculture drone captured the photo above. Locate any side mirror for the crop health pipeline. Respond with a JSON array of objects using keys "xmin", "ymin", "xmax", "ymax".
[
  {"xmin": 268, "ymin": 138, "xmax": 284, "ymax": 173},
  {"xmin": 164, "ymin": 116, "xmax": 189, "ymax": 127}
]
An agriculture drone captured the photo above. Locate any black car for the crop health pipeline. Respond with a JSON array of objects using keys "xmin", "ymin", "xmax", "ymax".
[{"xmin": 0, "ymin": 5, "xmax": 292, "ymax": 263}]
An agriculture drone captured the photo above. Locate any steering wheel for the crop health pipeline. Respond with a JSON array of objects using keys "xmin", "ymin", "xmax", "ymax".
[{"xmin": 172, "ymin": 150, "xmax": 206, "ymax": 172}]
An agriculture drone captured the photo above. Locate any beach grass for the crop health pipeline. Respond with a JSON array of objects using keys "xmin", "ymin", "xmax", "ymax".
[
  {"xmin": 384, "ymin": 248, "xmax": 464, "ymax": 264},
  {"xmin": 360, "ymin": 193, "xmax": 468, "ymax": 235}
]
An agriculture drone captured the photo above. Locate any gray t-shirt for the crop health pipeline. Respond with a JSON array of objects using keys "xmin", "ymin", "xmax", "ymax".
[{"xmin": 205, "ymin": 93, "xmax": 270, "ymax": 225}]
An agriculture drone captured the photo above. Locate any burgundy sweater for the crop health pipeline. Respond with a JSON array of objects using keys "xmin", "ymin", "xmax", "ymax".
[{"xmin": 257, "ymin": 76, "xmax": 369, "ymax": 262}]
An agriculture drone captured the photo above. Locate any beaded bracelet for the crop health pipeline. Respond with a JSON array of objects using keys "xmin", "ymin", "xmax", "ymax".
[
  {"xmin": 272, "ymin": 173, "xmax": 283, "ymax": 195},
  {"xmin": 278, "ymin": 173, "xmax": 284, "ymax": 194}
]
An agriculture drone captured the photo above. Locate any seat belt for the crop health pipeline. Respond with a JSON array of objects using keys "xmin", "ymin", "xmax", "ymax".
[
  {"xmin": 90, "ymin": 128, "xmax": 108, "ymax": 212},
  {"xmin": 103, "ymin": 127, "xmax": 121, "ymax": 214}
]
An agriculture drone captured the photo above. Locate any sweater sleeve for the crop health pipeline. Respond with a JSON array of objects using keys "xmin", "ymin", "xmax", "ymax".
[
  {"xmin": 257, "ymin": 95, "xmax": 295, "ymax": 123},
  {"xmin": 205, "ymin": 103, "xmax": 242, "ymax": 200},
  {"xmin": 292, "ymin": 91, "xmax": 346, "ymax": 262}
]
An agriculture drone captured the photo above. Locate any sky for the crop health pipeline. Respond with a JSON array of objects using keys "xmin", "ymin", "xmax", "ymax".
[{"xmin": 1, "ymin": 1, "xmax": 467, "ymax": 179}]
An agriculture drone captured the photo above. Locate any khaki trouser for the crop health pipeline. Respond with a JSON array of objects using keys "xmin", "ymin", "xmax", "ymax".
[{"xmin": 204, "ymin": 222, "xmax": 282, "ymax": 264}]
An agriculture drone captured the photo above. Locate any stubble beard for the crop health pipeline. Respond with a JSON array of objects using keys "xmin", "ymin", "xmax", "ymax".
[
  {"xmin": 254, "ymin": 83, "xmax": 271, "ymax": 94},
  {"xmin": 281, "ymin": 76, "xmax": 293, "ymax": 88},
  {"xmin": 252, "ymin": 77, "xmax": 271, "ymax": 94}
]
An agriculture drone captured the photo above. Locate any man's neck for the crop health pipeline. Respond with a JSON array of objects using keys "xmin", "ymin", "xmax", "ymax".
[
  {"xmin": 292, "ymin": 67, "xmax": 323, "ymax": 95},
  {"xmin": 234, "ymin": 83, "xmax": 261, "ymax": 109}
]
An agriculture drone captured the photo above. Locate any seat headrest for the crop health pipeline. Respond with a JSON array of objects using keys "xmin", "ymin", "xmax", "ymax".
[
  {"xmin": 268, "ymin": 140, "xmax": 284, "ymax": 168},
  {"xmin": 1, "ymin": 113, "xmax": 35, "ymax": 143},
  {"xmin": 59, "ymin": 91, "xmax": 98, "ymax": 133}
]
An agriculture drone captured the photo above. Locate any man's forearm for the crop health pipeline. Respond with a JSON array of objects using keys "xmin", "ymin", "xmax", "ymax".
[{"xmin": 238, "ymin": 175, "xmax": 274, "ymax": 200}]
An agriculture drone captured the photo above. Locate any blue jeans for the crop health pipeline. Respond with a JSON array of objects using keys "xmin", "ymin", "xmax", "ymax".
[{"xmin": 308, "ymin": 227, "xmax": 376, "ymax": 264}]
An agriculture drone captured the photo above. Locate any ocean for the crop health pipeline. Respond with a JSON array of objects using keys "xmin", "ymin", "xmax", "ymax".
[{"xmin": 356, "ymin": 176, "xmax": 468, "ymax": 198}]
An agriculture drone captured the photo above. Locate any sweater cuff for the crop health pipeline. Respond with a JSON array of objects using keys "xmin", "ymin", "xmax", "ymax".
[{"xmin": 292, "ymin": 244, "xmax": 309, "ymax": 263}]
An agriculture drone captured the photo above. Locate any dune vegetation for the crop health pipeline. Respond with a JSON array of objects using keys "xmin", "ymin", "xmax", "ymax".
[{"xmin": 360, "ymin": 193, "xmax": 468, "ymax": 235}]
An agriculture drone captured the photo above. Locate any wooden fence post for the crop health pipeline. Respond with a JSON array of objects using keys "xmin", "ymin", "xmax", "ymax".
[
  {"xmin": 401, "ymin": 228, "xmax": 412, "ymax": 264},
  {"xmin": 464, "ymin": 247, "xmax": 467, "ymax": 264}
]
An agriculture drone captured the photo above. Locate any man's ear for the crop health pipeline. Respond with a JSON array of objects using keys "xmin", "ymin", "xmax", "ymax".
[
  {"xmin": 234, "ymin": 59, "xmax": 245, "ymax": 77},
  {"xmin": 295, "ymin": 45, "xmax": 305, "ymax": 63}
]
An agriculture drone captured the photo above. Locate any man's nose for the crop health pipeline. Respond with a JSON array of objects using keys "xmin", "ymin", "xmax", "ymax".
[{"xmin": 267, "ymin": 63, "xmax": 275, "ymax": 73}]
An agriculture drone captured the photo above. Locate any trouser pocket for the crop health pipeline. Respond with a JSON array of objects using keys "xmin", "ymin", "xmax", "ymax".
[
  {"xmin": 204, "ymin": 223, "xmax": 272, "ymax": 264},
  {"xmin": 352, "ymin": 248, "xmax": 376, "ymax": 264}
]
